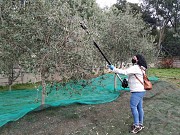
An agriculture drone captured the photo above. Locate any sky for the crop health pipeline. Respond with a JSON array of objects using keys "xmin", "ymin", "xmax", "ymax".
[{"xmin": 96, "ymin": 0, "xmax": 141, "ymax": 8}]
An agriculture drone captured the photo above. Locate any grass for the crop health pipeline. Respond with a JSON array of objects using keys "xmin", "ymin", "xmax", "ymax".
[
  {"xmin": 148, "ymin": 68, "xmax": 180, "ymax": 87},
  {"xmin": 0, "ymin": 82, "xmax": 40, "ymax": 91}
]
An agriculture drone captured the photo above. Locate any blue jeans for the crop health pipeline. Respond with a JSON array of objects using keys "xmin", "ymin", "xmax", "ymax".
[{"xmin": 130, "ymin": 92, "xmax": 146, "ymax": 126}]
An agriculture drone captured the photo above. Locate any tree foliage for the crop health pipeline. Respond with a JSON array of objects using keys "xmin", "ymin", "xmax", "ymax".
[
  {"xmin": 141, "ymin": 0, "xmax": 180, "ymax": 56},
  {"xmin": 101, "ymin": 4, "xmax": 155, "ymax": 66}
]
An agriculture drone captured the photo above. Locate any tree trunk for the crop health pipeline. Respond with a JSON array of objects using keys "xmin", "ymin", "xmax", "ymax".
[
  {"xmin": 41, "ymin": 79, "xmax": 46, "ymax": 105},
  {"xmin": 157, "ymin": 27, "xmax": 165, "ymax": 50},
  {"xmin": 8, "ymin": 73, "xmax": 13, "ymax": 91},
  {"xmin": 9, "ymin": 85, "xmax": 12, "ymax": 91}
]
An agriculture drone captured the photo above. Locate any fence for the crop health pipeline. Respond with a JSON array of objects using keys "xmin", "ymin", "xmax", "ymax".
[
  {"xmin": 172, "ymin": 57, "xmax": 180, "ymax": 68},
  {"xmin": 0, "ymin": 73, "xmax": 41, "ymax": 86},
  {"xmin": 157, "ymin": 56, "xmax": 180, "ymax": 68}
]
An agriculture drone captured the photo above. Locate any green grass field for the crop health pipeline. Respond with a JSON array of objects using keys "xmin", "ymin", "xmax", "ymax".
[
  {"xmin": 0, "ymin": 82, "xmax": 39, "ymax": 91},
  {"xmin": 148, "ymin": 68, "xmax": 180, "ymax": 87}
]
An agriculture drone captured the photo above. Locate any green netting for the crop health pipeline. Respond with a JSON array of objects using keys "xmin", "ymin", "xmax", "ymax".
[{"xmin": 0, "ymin": 74, "xmax": 158, "ymax": 127}]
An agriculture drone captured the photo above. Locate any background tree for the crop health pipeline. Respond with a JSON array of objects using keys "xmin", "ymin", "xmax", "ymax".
[
  {"xmin": 161, "ymin": 28, "xmax": 180, "ymax": 56},
  {"xmin": 141, "ymin": 0, "xmax": 180, "ymax": 56},
  {"xmin": 115, "ymin": 0, "xmax": 141, "ymax": 15}
]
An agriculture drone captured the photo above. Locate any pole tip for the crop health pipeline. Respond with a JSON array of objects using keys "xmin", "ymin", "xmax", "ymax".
[{"xmin": 80, "ymin": 22, "xmax": 87, "ymax": 30}]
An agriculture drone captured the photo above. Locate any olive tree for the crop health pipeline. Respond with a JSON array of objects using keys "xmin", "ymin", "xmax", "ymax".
[
  {"xmin": 0, "ymin": 0, "xmax": 105, "ymax": 104},
  {"xmin": 101, "ymin": 5, "xmax": 155, "ymax": 67}
]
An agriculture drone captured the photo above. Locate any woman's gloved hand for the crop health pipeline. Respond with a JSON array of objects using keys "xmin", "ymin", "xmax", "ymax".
[{"xmin": 108, "ymin": 65, "xmax": 114, "ymax": 70}]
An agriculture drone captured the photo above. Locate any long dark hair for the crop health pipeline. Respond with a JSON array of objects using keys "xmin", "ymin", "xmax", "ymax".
[{"xmin": 136, "ymin": 54, "xmax": 147, "ymax": 69}]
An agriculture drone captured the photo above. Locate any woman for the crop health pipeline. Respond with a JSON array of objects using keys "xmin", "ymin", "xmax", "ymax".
[{"xmin": 109, "ymin": 54, "xmax": 147, "ymax": 134}]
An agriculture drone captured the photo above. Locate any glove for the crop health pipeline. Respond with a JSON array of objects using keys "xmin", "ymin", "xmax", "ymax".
[{"xmin": 108, "ymin": 65, "xmax": 114, "ymax": 70}]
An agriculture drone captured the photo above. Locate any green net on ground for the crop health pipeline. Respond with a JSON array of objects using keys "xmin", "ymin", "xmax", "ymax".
[{"xmin": 0, "ymin": 74, "xmax": 158, "ymax": 127}]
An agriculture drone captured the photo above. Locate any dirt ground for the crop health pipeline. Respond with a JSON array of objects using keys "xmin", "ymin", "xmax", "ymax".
[{"xmin": 0, "ymin": 80, "xmax": 180, "ymax": 135}]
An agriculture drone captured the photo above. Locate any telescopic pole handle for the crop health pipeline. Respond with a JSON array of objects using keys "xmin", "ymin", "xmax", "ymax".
[{"xmin": 93, "ymin": 41, "xmax": 111, "ymax": 65}]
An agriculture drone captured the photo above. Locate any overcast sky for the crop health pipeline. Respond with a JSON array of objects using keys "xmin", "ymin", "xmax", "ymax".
[{"xmin": 96, "ymin": 0, "xmax": 141, "ymax": 8}]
